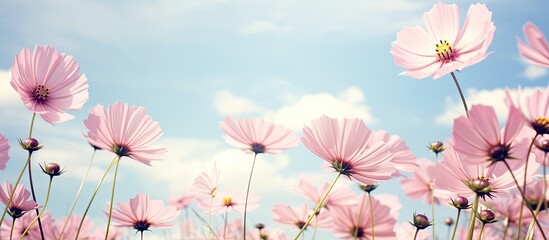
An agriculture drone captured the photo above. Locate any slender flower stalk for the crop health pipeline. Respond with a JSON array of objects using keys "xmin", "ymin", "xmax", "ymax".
[
  {"xmin": 57, "ymin": 148, "xmax": 97, "ymax": 240},
  {"xmin": 293, "ymin": 172, "xmax": 342, "ymax": 240},
  {"xmin": 518, "ymin": 135, "xmax": 538, "ymax": 239},
  {"xmin": 75, "ymin": 156, "xmax": 119, "ymax": 239},
  {"xmin": 353, "ymin": 193, "xmax": 367, "ymax": 240},
  {"xmin": 26, "ymin": 152, "xmax": 45, "ymax": 240},
  {"xmin": 502, "ymin": 160, "xmax": 547, "ymax": 239},
  {"xmin": 243, "ymin": 153, "xmax": 258, "ymax": 240},
  {"xmin": 451, "ymin": 210, "xmax": 461, "ymax": 240},
  {"xmin": 368, "ymin": 192, "xmax": 375, "ymax": 240},
  {"xmin": 413, "ymin": 229, "xmax": 419, "ymax": 240},
  {"xmin": 104, "ymin": 158, "xmax": 121, "ymax": 240},
  {"xmin": 465, "ymin": 195, "xmax": 480, "ymax": 240},
  {"xmin": 450, "ymin": 72, "xmax": 469, "ymax": 116},
  {"xmin": 19, "ymin": 175, "xmax": 54, "ymax": 239}
]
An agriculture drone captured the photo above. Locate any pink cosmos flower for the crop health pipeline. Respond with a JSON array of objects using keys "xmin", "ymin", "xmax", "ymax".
[
  {"xmin": 453, "ymin": 104, "xmax": 527, "ymax": 165},
  {"xmin": 329, "ymin": 197, "xmax": 396, "ymax": 240},
  {"xmin": 169, "ymin": 194, "xmax": 194, "ymax": 210},
  {"xmin": 370, "ymin": 130, "xmax": 418, "ymax": 175},
  {"xmin": 518, "ymin": 22, "xmax": 549, "ymax": 67},
  {"xmin": 400, "ymin": 159, "xmax": 441, "ymax": 204},
  {"xmin": 0, "ymin": 212, "xmax": 56, "ymax": 239},
  {"xmin": 190, "ymin": 164, "xmax": 220, "ymax": 197},
  {"xmin": 294, "ymin": 178, "xmax": 356, "ymax": 209},
  {"xmin": 301, "ymin": 115, "xmax": 396, "ymax": 185},
  {"xmin": 53, "ymin": 214, "xmax": 95, "ymax": 240},
  {"xmin": 10, "ymin": 45, "xmax": 89, "ymax": 123},
  {"xmin": 434, "ymin": 140, "xmax": 539, "ymax": 201},
  {"xmin": 505, "ymin": 87, "xmax": 549, "ymax": 136},
  {"xmin": 0, "ymin": 134, "xmax": 9, "ymax": 170},
  {"xmin": 108, "ymin": 193, "xmax": 179, "ymax": 233},
  {"xmin": 219, "ymin": 116, "xmax": 299, "ymax": 154},
  {"xmin": 271, "ymin": 203, "xmax": 332, "ymax": 230},
  {"xmin": 0, "ymin": 181, "xmax": 39, "ymax": 219},
  {"xmin": 202, "ymin": 189, "xmax": 259, "ymax": 215},
  {"xmin": 84, "ymin": 101, "xmax": 167, "ymax": 165},
  {"xmin": 391, "ymin": 3, "xmax": 495, "ymax": 79}
]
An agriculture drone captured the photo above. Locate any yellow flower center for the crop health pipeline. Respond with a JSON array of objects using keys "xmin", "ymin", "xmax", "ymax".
[
  {"xmin": 435, "ymin": 40, "xmax": 454, "ymax": 61},
  {"xmin": 222, "ymin": 197, "xmax": 233, "ymax": 206},
  {"xmin": 532, "ymin": 117, "xmax": 549, "ymax": 135},
  {"xmin": 33, "ymin": 85, "xmax": 50, "ymax": 102}
]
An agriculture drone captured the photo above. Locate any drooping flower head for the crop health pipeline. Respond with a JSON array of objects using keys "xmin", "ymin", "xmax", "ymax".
[
  {"xmin": 0, "ymin": 134, "xmax": 9, "ymax": 170},
  {"xmin": 452, "ymin": 104, "xmax": 526, "ymax": 165},
  {"xmin": 518, "ymin": 22, "xmax": 549, "ymax": 67},
  {"xmin": 0, "ymin": 181, "xmax": 39, "ymax": 219},
  {"xmin": 219, "ymin": 116, "xmax": 299, "ymax": 154},
  {"xmin": 391, "ymin": 3, "xmax": 495, "ymax": 79},
  {"xmin": 84, "ymin": 101, "xmax": 167, "ymax": 165},
  {"xmin": 108, "ymin": 193, "xmax": 179, "ymax": 233},
  {"xmin": 10, "ymin": 45, "xmax": 89, "ymax": 123},
  {"xmin": 301, "ymin": 115, "xmax": 396, "ymax": 185}
]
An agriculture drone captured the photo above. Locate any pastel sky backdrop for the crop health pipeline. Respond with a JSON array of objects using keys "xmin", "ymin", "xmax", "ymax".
[{"xmin": 1, "ymin": 0, "xmax": 548, "ymax": 239}]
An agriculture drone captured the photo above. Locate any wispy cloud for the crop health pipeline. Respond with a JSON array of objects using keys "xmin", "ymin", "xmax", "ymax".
[
  {"xmin": 522, "ymin": 64, "xmax": 549, "ymax": 79},
  {"xmin": 213, "ymin": 90, "xmax": 262, "ymax": 116}
]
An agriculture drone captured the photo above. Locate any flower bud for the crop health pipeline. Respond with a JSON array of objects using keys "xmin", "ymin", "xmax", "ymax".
[
  {"xmin": 428, "ymin": 141, "xmax": 445, "ymax": 154},
  {"xmin": 478, "ymin": 209, "xmax": 497, "ymax": 224},
  {"xmin": 359, "ymin": 184, "xmax": 378, "ymax": 193},
  {"xmin": 449, "ymin": 196, "xmax": 471, "ymax": 209},
  {"xmin": 444, "ymin": 217, "xmax": 454, "ymax": 226},
  {"xmin": 255, "ymin": 223, "xmax": 265, "ymax": 230},
  {"xmin": 467, "ymin": 177, "xmax": 494, "ymax": 200},
  {"xmin": 535, "ymin": 138, "xmax": 549, "ymax": 153},
  {"xmin": 19, "ymin": 138, "xmax": 42, "ymax": 152},
  {"xmin": 410, "ymin": 213, "xmax": 431, "ymax": 230},
  {"xmin": 40, "ymin": 162, "xmax": 64, "ymax": 177}
]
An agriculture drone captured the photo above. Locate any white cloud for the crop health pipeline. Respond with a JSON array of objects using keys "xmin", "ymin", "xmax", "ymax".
[
  {"xmin": 265, "ymin": 86, "xmax": 377, "ymax": 130},
  {"xmin": 213, "ymin": 90, "xmax": 262, "ymax": 116},
  {"xmin": 435, "ymin": 87, "xmax": 542, "ymax": 126},
  {"xmin": 522, "ymin": 64, "xmax": 549, "ymax": 79},
  {"xmin": 0, "ymin": 70, "xmax": 31, "ymax": 126},
  {"xmin": 239, "ymin": 20, "xmax": 293, "ymax": 34}
]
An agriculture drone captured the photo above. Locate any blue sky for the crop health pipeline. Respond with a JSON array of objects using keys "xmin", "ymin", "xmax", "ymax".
[{"xmin": 1, "ymin": 0, "xmax": 549, "ymax": 239}]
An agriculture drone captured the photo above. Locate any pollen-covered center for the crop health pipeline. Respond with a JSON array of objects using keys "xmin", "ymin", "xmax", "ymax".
[
  {"xmin": 532, "ymin": 116, "xmax": 549, "ymax": 135},
  {"xmin": 33, "ymin": 85, "xmax": 50, "ymax": 102},
  {"xmin": 435, "ymin": 40, "xmax": 454, "ymax": 61},
  {"xmin": 222, "ymin": 197, "xmax": 233, "ymax": 206}
]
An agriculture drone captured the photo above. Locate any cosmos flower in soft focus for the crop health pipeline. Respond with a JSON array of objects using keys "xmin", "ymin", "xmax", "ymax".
[
  {"xmin": 0, "ymin": 212, "xmax": 56, "ymax": 239},
  {"xmin": 271, "ymin": 203, "xmax": 332, "ymax": 230},
  {"xmin": 108, "ymin": 193, "xmax": 179, "ymax": 233},
  {"xmin": 294, "ymin": 178, "xmax": 356, "ymax": 209},
  {"xmin": 391, "ymin": 3, "xmax": 495, "ymax": 79},
  {"xmin": 0, "ymin": 181, "xmax": 39, "ymax": 219},
  {"xmin": 400, "ymin": 159, "xmax": 441, "ymax": 204},
  {"xmin": 0, "ymin": 134, "xmax": 9, "ymax": 170},
  {"xmin": 246, "ymin": 227, "xmax": 287, "ymax": 240},
  {"xmin": 219, "ymin": 116, "xmax": 299, "ymax": 154},
  {"xmin": 301, "ymin": 115, "xmax": 396, "ymax": 185},
  {"xmin": 202, "ymin": 189, "xmax": 259, "ymax": 215},
  {"xmin": 330, "ymin": 197, "xmax": 396, "ymax": 239},
  {"xmin": 169, "ymin": 194, "xmax": 194, "ymax": 210},
  {"xmin": 83, "ymin": 101, "xmax": 167, "ymax": 165},
  {"xmin": 452, "ymin": 105, "xmax": 527, "ymax": 165},
  {"xmin": 505, "ymin": 87, "xmax": 549, "ymax": 136},
  {"xmin": 518, "ymin": 22, "xmax": 549, "ymax": 67},
  {"xmin": 370, "ymin": 130, "xmax": 418, "ymax": 175},
  {"xmin": 53, "ymin": 214, "xmax": 95, "ymax": 240},
  {"xmin": 190, "ymin": 163, "xmax": 220, "ymax": 198},
  {"xmin": 10, "ymin": 45, "xmax": 89, "ymax": 123}
]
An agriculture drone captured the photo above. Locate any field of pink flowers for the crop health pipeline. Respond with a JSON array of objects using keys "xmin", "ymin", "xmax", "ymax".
[{"xmin": 1, "ymin": 2, "xmax": 549, "ymax": 240}]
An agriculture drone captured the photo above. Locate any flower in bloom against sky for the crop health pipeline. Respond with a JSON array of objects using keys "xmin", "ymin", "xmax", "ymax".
[
  {"xmin": 0, "ymin": 212, "xmax": 55, "ymax": 239},
  {"xmin": 0, "ymin": 181, "xmax": 39, "ymax": 219},
  {"xmin": 391, "ymin": 3, "xmax": 495, "ymax": 79},
  {"xmin": 0, "ymin": 134, "xmax": 9, "ymax": 170},
  {"xmin": 330, "ymin": 197, "xmax": 396, "ymax": 239},
  {"xmin": 505, "ymin": 87, "xmax": 549, "ymax": 136},
  {"xmin": 219, "ymin": 116, "xmax": 299, "ymax": 154},
  {"xmin": 518, "ymin": 22, "xmax": 549, "ymax": 67},
  {"xmin": 294, "ymin": 178, "xmax": 356, "ymax": 209},
  {"xmin": 84, "ymin": 101, "xmax": 167, "ymax": 165},
  {"xmin": 108, "ymin": 193, "xmax": 179, "ymax": 232},
  {"xmin": 190, "ymin": 163, "xmax": 220, "ymax": 197},
  {"xmin": 10, "ymin": 45, "xmax": 89, "ymax": 123},
  {"xmin": 271, "ymin": 203, "xmax": 332, "ymax": 230},
  {"xmin": 301, "ymin": 115, "xmax": 395, "ymax": 185},
  {"xmin": 203, "ymin": 189, "xmax": 259, "ymax": 215},
  {"xmin": 400, "ymin": 158, "xmax": 441, "ymax": 204},
  {"xmin": 452, "ymin": 104, "xmax": 527, "ymax": 165}
]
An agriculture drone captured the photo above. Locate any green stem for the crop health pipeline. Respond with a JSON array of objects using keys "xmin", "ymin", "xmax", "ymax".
[
  {"xmin": 104, "ymin": 158, "xmax": 121, "ymax": 240},
  {"xmin": 57, "ymin": 149, "xmax": 97, "ymax": 240},
  {"xmin": 9, "ymin": 217, "xmax": 15, "ymax": 240},
  {"xmin": 19, "ymin": 176, "xmax": 54, "ymax": 239},
  {"xmin": 465, "ymin": 194, "xmax": 480, "ymax": 240},
  {"xmin": 413, "ymin": 228, "xmax": 419, "ymax": 240},
  {"xmin": 477, "ymin": 223, "xmax": 485, "ymax": 240},
  {"xmin": 243, "ymin": 153, "xmax": 258, "ymax": 240},
  {"xmin": 74, "ymin": 156, "xmax": 119, "ymax": 240},
  {"xmin": 368, "ymin": 192, "xmax": 375, "ymax": 240},
  {"xmin": 311, "ymin": 214, "xmax": 318, "ymax": 240},
  {"xmin": 26, "ymin": 153, "xmax": 45, "ymax": 240},
  {"xmin": 451, "ymin": 209, "xmax": 461, "ymax": 240},
  {"xmin": 518, "ymin": 135, "xmax": 537, "ymax": 239},
  {"xmin": 450, "ymin": 72, "xmax": 469, "ymax": 117},
  {"xmin": 0, "ymin": 156, "xmax": 31, "ymax": 230},
  {"xmin": 353, "ymin": 193, "xmax": 367, "ymax": 240},
  {"xmin": 28, "ymin": 113, "xmax": 36, "ymax": 139},
  {"xmin": 502, "ymin": 218, "xmax": 509, "ymax": 240},
  {"xmin": 502, "ymin": 160, "xmax": 547, "ymax": 240},
  {"xmin": 223, "ymin": 209, "xmax": 228, "ymax": 240},
  {"xmin": 207, "ymin": 196, "xmax": 213, "ymax": 240},
  {"xmin": 293, "ymin": 172, "xmax": 342, "ymax": 240},
  {"xmin": 431, "ymin": 188, "xmax": 435, "ymax": 240}
]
